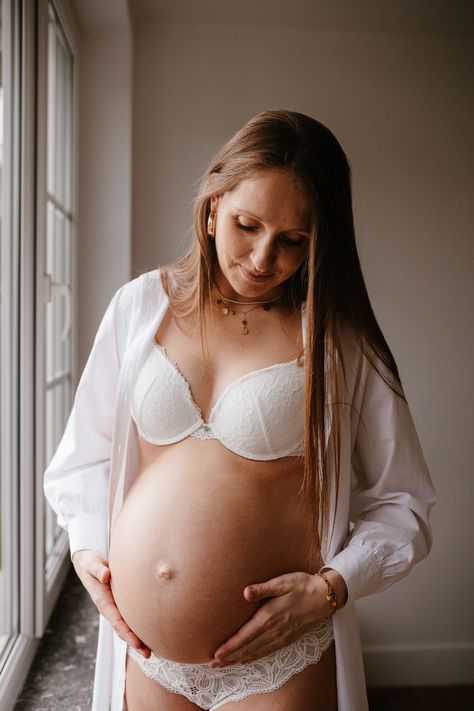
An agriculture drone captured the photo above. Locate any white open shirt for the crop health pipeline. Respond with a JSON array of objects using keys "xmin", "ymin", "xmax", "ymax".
[{"xmin": 44, "ymin": 269, "xmax": 436, "ymax": 711}]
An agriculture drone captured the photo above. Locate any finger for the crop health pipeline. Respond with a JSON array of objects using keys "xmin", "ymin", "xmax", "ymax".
[
  {"xmin": 244, "ymin": 575, "xmax": 291, "ymax": 602},
  {"xmin": 95, "ymin": 588, "xmax": 151, "ymax": 657},
  {"xmin": 106, "ymin": 608, "xmax": 152, "ymax": 657},
  {"xmin": 220, "ymin": 623, "xmax": 297, "ymax": 666},
  {"xmin": 90, "ymin": 561, "xmax": 111, "ymax": 584},
  {"xmin": 73, "ymin": 556, "xmax": 151, "ymax": 657},
  {"xmin": 238, "ymin": 638, "xmax": 286, "ymax": 664},
  {"xmin": 74, "ymin": 551, "xmax": 110, "ymax": 586},
  {"xmin": 212, "ymin": 615, "xmax": 265, "ymax": 661},
  {"xmin": 219, "ymin": 625, "xmax": 282, "ymax": 664},
  {"xmin": 212, "ymin": 633, "xmax": 282, "ymax": 667},
  {"xmin": 215, "ymin": 609, "xmax": 299, "ymax": 666}
]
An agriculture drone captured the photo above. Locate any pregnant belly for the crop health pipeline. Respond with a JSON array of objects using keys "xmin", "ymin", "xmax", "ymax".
[{"xmin": 108, "ymin": 444, "xmax": 314, "ymax": 663}]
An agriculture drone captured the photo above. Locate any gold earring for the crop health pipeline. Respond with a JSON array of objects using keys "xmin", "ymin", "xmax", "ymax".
[{"xmin": 207, "ymin": 210, "xmax": 216, "ymax": 237}]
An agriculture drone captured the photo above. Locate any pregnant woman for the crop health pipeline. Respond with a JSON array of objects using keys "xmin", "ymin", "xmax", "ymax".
[{"xmin": 44, "ymin": 110, "xmax": 435, "ymax": 711}]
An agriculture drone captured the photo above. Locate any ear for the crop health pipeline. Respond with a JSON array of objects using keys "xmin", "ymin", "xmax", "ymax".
[{"xmin": 210, "ymin": 194, "xmax": 219, "ymax": 211}]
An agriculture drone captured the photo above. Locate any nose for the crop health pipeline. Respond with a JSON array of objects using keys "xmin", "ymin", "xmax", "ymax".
[{"xmin": 250, "ymin": 235, "xmax": 275, "ymax": 272}]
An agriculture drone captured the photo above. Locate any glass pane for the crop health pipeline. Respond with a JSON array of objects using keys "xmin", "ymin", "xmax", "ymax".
[
  {"xmin": 48, "ymin": 4, "xmax": 72, "ymax": 212},
  {"xmin": 44, "ymin": 3, "xmax": 74, "ymax": 565},
  {"xmin": 46, "ymin": 9, "xmax": 55, "ymax": 198},
  {"xmin": 54, "ymin": 29, "xmax": 65, "ymax": 206},
  {"xmin": 64, "ymin": 46, "xmax": 72, "ymax": 212}
]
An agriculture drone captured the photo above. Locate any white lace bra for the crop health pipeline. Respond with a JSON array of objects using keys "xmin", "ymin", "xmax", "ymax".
[{"xmin": 130, "ymin": 335, "xmax": 306, "ymax": 461}]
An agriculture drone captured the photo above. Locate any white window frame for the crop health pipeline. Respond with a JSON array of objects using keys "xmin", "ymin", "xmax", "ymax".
[
  {"xmin": 0, "ymin": 3, "xmax": 40, "ymax": 707},
  {"xmin": 0, "ymin": 1, "xmax": 79, "ymax": 708},
  {"xmin": 0, "ymin": 0, "xmax": 23, "ymax": 700},
  {"xmin": 35, "ymin": 0, "xmax": 79, "ymax": 631}
]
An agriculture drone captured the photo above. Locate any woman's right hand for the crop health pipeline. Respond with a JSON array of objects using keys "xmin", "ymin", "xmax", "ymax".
[{"xmin": 72, "ymin": 549, "xmax": 151, "ymax": 658}]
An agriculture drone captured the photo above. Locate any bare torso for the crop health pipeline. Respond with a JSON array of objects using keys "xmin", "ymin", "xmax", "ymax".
[{"xmin": 108, "ymin": 302, "xmax": 322, "ymax": 663}]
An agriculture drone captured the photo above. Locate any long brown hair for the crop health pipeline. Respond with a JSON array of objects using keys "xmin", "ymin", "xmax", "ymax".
[{"xmin": 161, "ymin": 109, "xmax": 403, "ymax": 549}]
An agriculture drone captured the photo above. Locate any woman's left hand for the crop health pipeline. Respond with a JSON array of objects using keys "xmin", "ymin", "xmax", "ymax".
[{"xmin": 209, "ymin": 571, "xmax": 342, "ymax": 668}]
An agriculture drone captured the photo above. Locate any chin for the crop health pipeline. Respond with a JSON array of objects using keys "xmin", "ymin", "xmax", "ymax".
[
  {"xmin": 236, "ymin": 282, "xmax": 281, "ymax": 301},
  {"xmin": 236, "ymin": 267, "xmax": 283, "ymax": 295}
]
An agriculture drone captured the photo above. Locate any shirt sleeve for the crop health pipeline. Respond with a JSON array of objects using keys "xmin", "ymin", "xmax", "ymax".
[
  {"xmin": 323, "ymin": 349, "xmax": 436, "ymax": 605},
  {"xmin": 43, "ymin": 284, "xmax": 125, "ymax": 561}
]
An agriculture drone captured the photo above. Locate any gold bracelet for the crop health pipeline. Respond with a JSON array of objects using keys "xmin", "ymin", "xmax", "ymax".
[{"xmin": 316, "ymin": 570, "xmax": 338, "ymax": 610}]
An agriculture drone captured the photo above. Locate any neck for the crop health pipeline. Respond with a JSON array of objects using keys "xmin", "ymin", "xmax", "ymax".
[{"xmin": 214, "ymin": 282, "xmax": 281, "ymax": 306}]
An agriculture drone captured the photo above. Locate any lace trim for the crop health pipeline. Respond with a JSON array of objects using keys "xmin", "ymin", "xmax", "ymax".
[
  {"xmin": 193, "ymin": 423, "xmax": 216, "ymax": 440},
  {"xmin": 146, "ymin": 350, "xmax": 216, "ymax": 443},
  {"xmin": 153, "ymin": 342, "xmax": 206, "ymax": 423},
  {"xmin": 127, "ymin": 618, "xmax": 333, "ymax": 710}
]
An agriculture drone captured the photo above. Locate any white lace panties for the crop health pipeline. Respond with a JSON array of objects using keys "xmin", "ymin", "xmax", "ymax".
[{"xmin": 127, "ymin": 618, "xmax": 333, "ymax": 710}]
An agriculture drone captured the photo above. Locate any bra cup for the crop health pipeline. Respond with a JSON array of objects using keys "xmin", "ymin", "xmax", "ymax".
[
  {"xmin": 131, "ymin": 343, "xmax": 305, "ymax": 458},
  {"xmin": 209, "ymin": 363, "xmax": 305, "ymax": 459},
  {"xmin": 131, "ymin": 347, "xmax": 202, "ymax": 444}
]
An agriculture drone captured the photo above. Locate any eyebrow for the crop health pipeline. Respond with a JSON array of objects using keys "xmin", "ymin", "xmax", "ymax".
[{"xmin": 233, "ymin": 207, "xmax": 310, "ymax": 235}]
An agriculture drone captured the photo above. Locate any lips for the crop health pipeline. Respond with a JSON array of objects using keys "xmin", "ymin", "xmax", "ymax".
[{"xmin": 240, "ymin": 265, "xmax": 273, "ymax": 281}]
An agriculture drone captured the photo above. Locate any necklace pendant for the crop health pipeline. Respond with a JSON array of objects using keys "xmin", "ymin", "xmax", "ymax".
[{"xmin": 242, "ymin": 326, "xmax": 249, "ymax": 335}]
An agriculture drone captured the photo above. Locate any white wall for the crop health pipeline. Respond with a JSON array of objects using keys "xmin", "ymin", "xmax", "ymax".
[
  {"xmin": 76, "ymin": 27, "xmax": 132, "ymax": 371},
  {"xmin": 132, "ymin": 21, "xmax": 474, "ymax": 685}
]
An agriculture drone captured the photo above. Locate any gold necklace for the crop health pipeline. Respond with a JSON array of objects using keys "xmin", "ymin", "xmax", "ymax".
[{"xmin": 214, "ymin": 284, "xmax": 281, "ymax": 335}]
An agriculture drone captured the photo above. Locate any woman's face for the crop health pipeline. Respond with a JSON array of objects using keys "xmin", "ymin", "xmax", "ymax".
[{"xmin": 211, "ymin": 168, "xmax": 311, "ymax": 303}]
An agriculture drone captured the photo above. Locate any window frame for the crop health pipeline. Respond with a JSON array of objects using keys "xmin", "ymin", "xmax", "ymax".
[
  {"xmin": 0, "ymin": 1, "xmax": 79, "ymax": 707},
  {"xmin": 0, "ymin": 0, "xmax": 22, "ymax": 680},
  {"xmin": 0, "ymin": 2, "xmax": 41, "ymax": 707},
  {"xmin": 35, "ymin": 0, "xmax": 79, "ymax": 632}
]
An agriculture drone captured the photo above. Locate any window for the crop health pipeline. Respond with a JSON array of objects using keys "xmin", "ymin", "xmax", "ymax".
[
  {"xmin": 0, "ymin": 2, "xmax": 77, "ymax": 708},
  {"xmin": 44, "ymin": 0, "xmax": 74, "ymax": 583}
]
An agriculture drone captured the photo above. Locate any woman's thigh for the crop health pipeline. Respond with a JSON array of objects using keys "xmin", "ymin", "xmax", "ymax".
[
  {"xmin": 124, "ymin": 654, "xmax": 201, "ymax": 711},
  {"xmin": 219, "ymin": 642, "xmax": 337, "ymax": 711}
]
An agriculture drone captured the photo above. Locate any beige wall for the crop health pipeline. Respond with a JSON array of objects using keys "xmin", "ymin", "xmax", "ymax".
[
  {"xmin": 77, "ymin": 27, "xmax": 132, "ymax": 371},
  {"xmin": 132, "ymin": 21, "xmax": 474, "ymax": 685}
]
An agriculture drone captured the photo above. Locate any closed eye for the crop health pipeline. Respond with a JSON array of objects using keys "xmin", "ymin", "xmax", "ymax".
[
  {"xmin": 236, "ymin": 220, "xmax": 307, "ymax": 246},
  {"xmin": 280, "ymin": 235, "xmax": 307, "ymax": 247},
  {"xmin": 236, "ymin": 222, "xmax": 257, "ymax": 233}
]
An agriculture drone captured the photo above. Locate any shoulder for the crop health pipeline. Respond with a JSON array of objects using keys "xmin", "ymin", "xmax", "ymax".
[
  {"xmin": 112, "ymin": 268, "xmax": 167, "ymax": 352},
  {"xmin": 117, "ymin": 267, "xmax": 163, "ymax": 296},
  {"xmin": 114, "ymin": 268, "xmax": 166, "ymax": 312}
]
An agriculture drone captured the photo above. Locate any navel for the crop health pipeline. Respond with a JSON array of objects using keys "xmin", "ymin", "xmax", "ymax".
[{"xmin": 156, "ymin": 562, "xmax": 174, "ymax": 581}]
